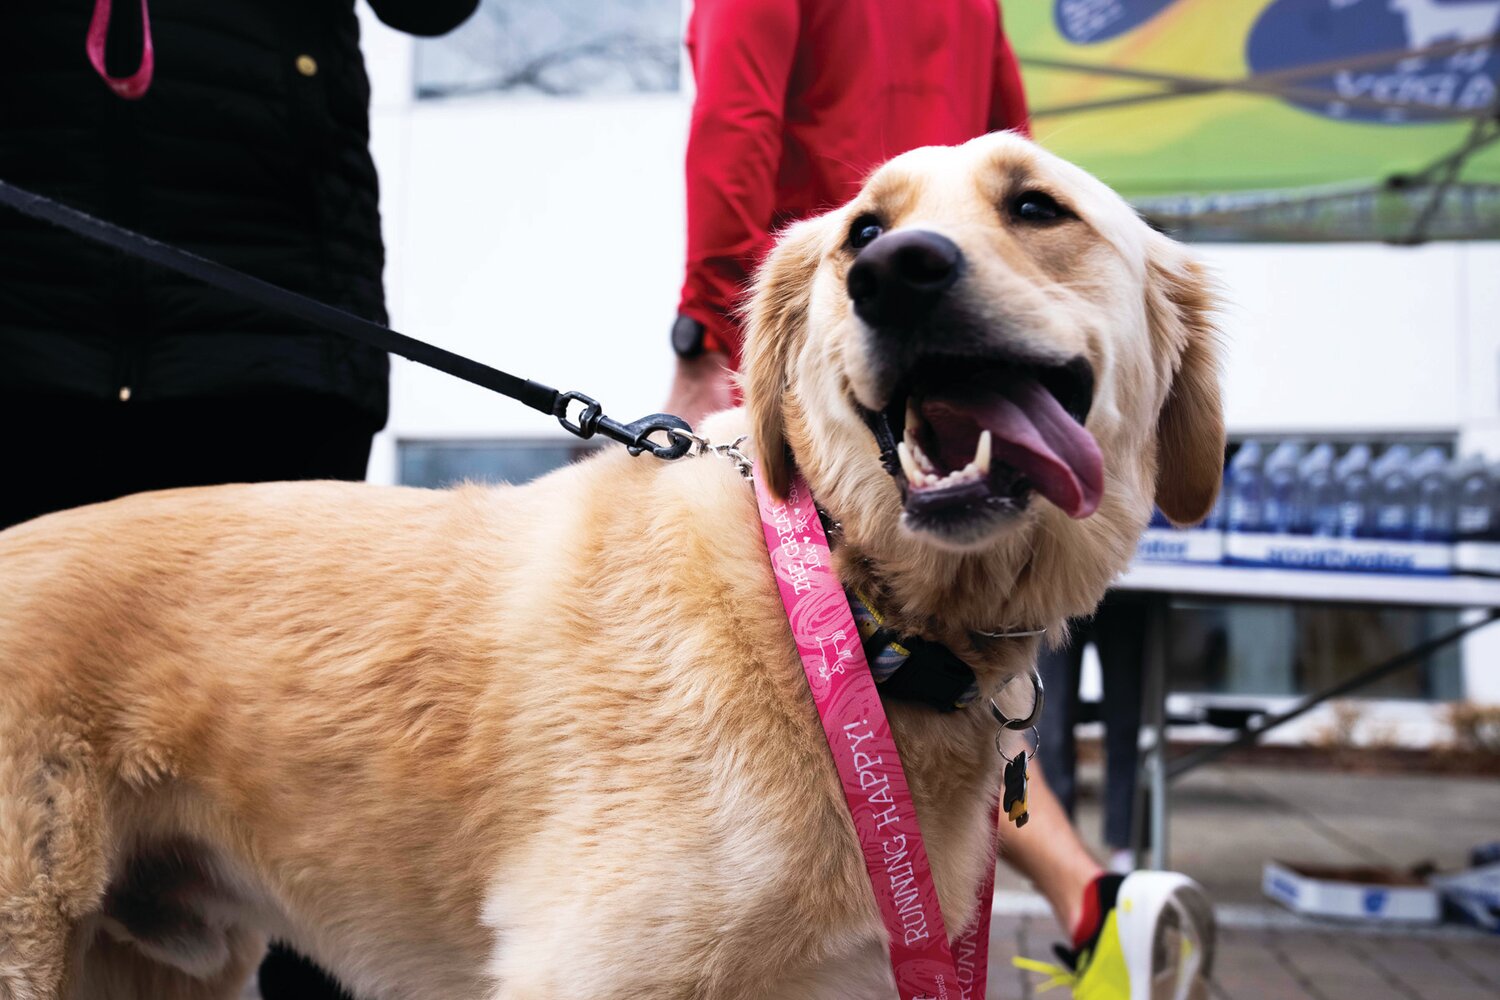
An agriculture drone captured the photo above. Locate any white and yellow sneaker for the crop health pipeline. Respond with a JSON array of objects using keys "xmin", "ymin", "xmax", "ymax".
[{"xmin": 1015, "ymin": 871, "xmax": 1216, "ymax": 1000}]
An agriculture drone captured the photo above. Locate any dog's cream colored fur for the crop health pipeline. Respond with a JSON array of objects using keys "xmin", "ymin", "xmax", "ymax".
[{"xmin": 0, "ymin": 133, "xmax": 1222, "ymax": 1000}]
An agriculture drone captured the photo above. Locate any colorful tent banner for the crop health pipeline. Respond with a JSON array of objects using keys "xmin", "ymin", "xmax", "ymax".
[{"xmin": 1009, "ymin": 0, "xmax": 1500, "ymax": 241}]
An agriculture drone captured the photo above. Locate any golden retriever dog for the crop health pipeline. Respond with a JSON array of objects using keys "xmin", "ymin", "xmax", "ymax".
[{"xmin": 0, "ymin": 131, "xmax": 1222, "ymax": 1000}]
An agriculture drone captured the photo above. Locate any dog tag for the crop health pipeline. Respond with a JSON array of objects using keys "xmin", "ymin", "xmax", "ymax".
[{"xmin": 1003, "ymin": 749, "xmax": 1029, "ymax": 828}]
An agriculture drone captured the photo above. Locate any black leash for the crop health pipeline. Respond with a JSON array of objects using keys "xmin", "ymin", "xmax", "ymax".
[{"xmin": 0, "ymin": 178, "xmax": 694, "ymax": 460}]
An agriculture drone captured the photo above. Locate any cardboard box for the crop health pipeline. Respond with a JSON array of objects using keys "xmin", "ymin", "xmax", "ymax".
[
  {"xmin": 1263, "ymin": 861, "xmax": 1440, "ymax": 924},
  {"xmin": 1430, "ymin": 861, "xmax": 1500, "ymax": 933}
]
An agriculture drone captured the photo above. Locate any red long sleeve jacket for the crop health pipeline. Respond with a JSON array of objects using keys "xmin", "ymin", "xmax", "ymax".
[{"xmin": 676, "ymin": 0, "xmax": 1029, "ymax": 366}]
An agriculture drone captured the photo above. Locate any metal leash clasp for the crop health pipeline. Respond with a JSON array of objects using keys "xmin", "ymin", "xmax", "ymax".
[
  {"xmin": 552, "ymin": 391, "xmax": 752, "ymax": 472},
  {"xmin": 675, "ymin": 431, "xmax": 755, "ymax": 480},
  {"xmin": 553, "ymin": 391, "xmax": 695, "ymax": 460}
]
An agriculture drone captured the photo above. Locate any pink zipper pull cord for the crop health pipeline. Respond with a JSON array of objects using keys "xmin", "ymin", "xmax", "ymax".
[{"xmin": 87, "ymin": 0, "xmax": 154, "ymax": 100}]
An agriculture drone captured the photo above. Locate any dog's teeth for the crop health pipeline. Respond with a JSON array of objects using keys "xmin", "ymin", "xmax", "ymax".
[
  {"xmin": 906, "ymin": 399, "xmax": 921, "ymax": 439},
  {"xmin": 901, "ymin": 449, "xmax": 989, "ymax": 492},
  {"xmin": 913, "ymin": 442, "xmax": 937, "ymax": 474},
  {"xmin": 897, "ymin": 441, "xmax": 921, "ymax": 483},
  {"xmin": 975, "ymin": 430, "xmax": 992, "ymax": 476}
]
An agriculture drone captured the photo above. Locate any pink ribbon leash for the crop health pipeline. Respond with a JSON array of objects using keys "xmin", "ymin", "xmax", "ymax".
[
  {"xmin": 754, "ymin": 465, "xmax": 996, "ymax": 1000},
  {"xmin": 87, "ymin": 0, "xmax": 155, "ymax": 100}
]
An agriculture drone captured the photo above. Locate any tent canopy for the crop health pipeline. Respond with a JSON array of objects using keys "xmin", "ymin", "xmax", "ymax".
[{"xmin": 1009, "ymin": 0, "xmax": 1500, "ymax": 241}]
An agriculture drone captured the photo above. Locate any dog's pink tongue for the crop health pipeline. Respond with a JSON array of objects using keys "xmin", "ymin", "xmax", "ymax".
[{"xmin": 924, "ymin": 377, "xmax": 1104, "ymax": 518}]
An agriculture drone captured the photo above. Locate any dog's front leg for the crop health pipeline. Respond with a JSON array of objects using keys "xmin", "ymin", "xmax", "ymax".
[{"xmin": 0, "ymin": 724, "xmax": 109, "ymax": 1000}]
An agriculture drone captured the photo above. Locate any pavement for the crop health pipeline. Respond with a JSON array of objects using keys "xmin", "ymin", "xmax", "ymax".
[
  {"xmin": 989, "ymin": 760, "xmax": 1500, "ymax": 999},
  {"xmin": 989, "ymin": 907, "xmax": 1500, "ymax": 1000}
]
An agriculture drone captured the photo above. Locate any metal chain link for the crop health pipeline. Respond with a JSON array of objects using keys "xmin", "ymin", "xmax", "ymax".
[{"xmin": 675, "ymin": 431, "xmax": 755, "ymax": 480}]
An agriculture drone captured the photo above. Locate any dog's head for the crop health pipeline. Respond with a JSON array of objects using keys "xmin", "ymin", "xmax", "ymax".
[{"xmin": 740, "ymin": 133, "xmax": 1223, "ymax": 623}]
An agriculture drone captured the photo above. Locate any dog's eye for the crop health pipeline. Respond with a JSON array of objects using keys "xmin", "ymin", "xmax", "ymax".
[
  {"xmin": 1012, "ymin": 191, "xmax": 1070, "ymax": 223},
  {"xmin": 848, "ymin": 215, "xmax": 885, "ymax": 250}
]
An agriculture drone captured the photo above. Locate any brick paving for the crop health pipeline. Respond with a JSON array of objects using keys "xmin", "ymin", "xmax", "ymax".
[
  {"xmin": 989, "ymin": 761, "xmax": 1500, "ymax": 999},
  {"xmin": 999, "ymin": 763, "xmax": 1500, "ymax": 914},
  {"xmin": 989, "ymin": 906, "xmax": 1500, "ymax": 1000}
]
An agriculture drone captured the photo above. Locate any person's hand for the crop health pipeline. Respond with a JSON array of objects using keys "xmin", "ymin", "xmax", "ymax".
[{"xmin": 664, "ymin": 350, "xmax": 735, "ymax": 427}]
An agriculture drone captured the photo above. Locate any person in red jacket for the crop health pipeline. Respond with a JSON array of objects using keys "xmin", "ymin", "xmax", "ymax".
[
  {"xmin": 665, "ymin": 0, "xmax": 1027, "ymax": 419},
  {"xmin": 664, "ymin": 4, "xmax": 1216, "ymax": 997}
]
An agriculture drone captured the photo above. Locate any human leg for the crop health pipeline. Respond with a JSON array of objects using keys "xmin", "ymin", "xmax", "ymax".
[
  {"xmin": 0, "ymin": 392, "xmax": 375, "ymax": 531},
  {"xmin": 119, "ymin": 394, "xmax": 375, "ymax": 491},
  {"xmin": 0, "ymin": 394, "xmax": 128, "ymax": 531},
  {"xmin": 1010, "ymin": 607, "xmax": 1216, "ymax": 999},
  {"xmin": 1093, "ymin": 596, "xmax": 1149, "ymax": 856},
  {"xmin": 997, "ymin": 765, "xmax": 1104, "ymax": 938},
  {"xmin": 1035, "ymin": 634, "xmax": 1086, "ymax": 819}
]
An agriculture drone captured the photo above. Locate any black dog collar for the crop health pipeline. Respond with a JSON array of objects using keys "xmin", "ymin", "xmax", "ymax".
[{"xmin": 847, "ymin": 588, "xmax": 980, "ymax": 713}]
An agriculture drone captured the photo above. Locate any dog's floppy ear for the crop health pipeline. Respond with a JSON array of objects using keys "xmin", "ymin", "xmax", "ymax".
[
  {"xmin": 740, "ymin": 219, "xmax": 825, "ymax": 499},
  {"xmin": 1147, "ymin": 238, "xmax": 1225, "ymax": 526}
]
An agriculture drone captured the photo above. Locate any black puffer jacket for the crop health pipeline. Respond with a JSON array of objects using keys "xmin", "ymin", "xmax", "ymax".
[{"xmin": 0, "ymin": 0, "xmax": 475, "ymax": 426}]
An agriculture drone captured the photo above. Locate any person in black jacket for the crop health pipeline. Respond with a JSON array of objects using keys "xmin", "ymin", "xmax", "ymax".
[
  {"xmin": 0, "ymin": 0, "xmax": 474, "ymax": 529},
  {"xmin": 0, "ymin": 1, "xmax": 477, "ymax": 997}
]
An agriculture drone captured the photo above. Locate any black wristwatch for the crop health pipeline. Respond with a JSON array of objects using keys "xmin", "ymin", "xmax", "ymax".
[{"xmin": 671, "ymin": 315, "xmax": 707, "ymax": 359}]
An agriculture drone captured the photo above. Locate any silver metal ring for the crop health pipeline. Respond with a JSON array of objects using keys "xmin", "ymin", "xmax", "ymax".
[
  {"xmin": 976, "ymin": 626, "xmax": 1047, "ymax": 639},
  {"xmin": 995, "ymin": 724, "xmax": 1040, "ymax": 764},
  {"xmin": 989, "ymin": 667, "xmax": 1045, "ymax": 731},
  {"xmin": 670, "ymin": 429, "xmax": 711, "ymax": 455}
]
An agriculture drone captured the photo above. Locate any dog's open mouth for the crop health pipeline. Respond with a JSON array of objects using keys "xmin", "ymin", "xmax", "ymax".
[{"xmin": 873, "ymin": 356, "xmax": 1103, "ymax": 535}]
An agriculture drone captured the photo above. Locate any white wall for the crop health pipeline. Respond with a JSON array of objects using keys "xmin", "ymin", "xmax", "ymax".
[
  {"xmin": 356, "ymin": 9, "xmax": 1500, "ymax": 704},
  {"xmin": 360, "ymin": 7, "xmax": 689, "ymax": 484},
  {"xmin": 1202, "ymin": 242, "xmax": 1494, "ymax": 436}
]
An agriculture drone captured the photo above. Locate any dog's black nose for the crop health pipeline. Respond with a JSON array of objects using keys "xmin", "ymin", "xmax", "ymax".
[{"xmin": 848, "ymin": 230, "xmax": 962, "ymax": 328}]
